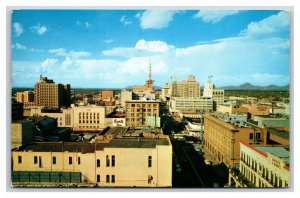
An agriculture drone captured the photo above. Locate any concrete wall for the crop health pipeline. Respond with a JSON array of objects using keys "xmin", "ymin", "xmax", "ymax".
[
  {"xmin": 12, "ymin": 142, "xmax": 172, "ymax": 187},
  {"xmin": 11, "ymin": 121, "xmax": 34, "ymax": 149}
]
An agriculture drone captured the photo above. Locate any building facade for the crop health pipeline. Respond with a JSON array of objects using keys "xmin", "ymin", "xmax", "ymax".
[
  {"xmin": 203, "ymin": 81, "xmax": 224, "ymax": 111},
  {"xmin": 228, "ymin": 142, "xmax": 289, "ymax": 188},
  {"xmin": 203, "ymin": 114, "xmax": 266, "ymax": 168},
  {"xmin": 34, "ymin": 75, "xmax": 71, "ymax": 108},
  {"xmin": 11, "ymin": 134, "xmax": 172, "ymax": 187},
  {"xmin": 28, "ymin": 106, "xmax": 107, "ymax": 131},
  {"xmin": 125, "ymin": 101, "xmax": 160, "ymax": 127},
  {"xmin": 16, "ymin": 91, "xmax": 34, "ymax": 104},
  {"xmin": 11, "ymin": 120, "xmax": 34, "ymax": 149},
  {"xmin": 101, "ymin": 90, "xmax": 114, "ymax": 99},
  {"xmin": 71, "ymin": 106, "xmax": 106, "ymax": 131},
  {"xmin": 171, "ymin": 75, "xmax": 200, "ymax": 98},
  {"xmin": 120, "ymin": 89, "xmax": 132, "ymax": 107},
  {"xmin": 170, "ymin": 97, "xmax": 213, "ymax": 113}
]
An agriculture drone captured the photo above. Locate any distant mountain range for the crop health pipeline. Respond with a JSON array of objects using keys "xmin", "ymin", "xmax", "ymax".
[
  {"xmin": 219, "ymin": 82, "xmax": 290, "ymax": 91},
  {"xmin": 124, "ymin": 85, "xmax": 162, "ymax": 90}
]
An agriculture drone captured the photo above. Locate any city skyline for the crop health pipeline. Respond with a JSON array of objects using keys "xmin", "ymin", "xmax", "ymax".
[{"xmin": 12, "ymin": 9, "xmax": 290, "ymax": 88}]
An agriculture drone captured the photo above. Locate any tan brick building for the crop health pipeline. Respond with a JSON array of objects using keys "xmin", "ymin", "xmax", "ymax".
[
  {"xmin": 171, "ymin": 75, "xmax": 200, "ymax": 98},
  {"xmin": 16, "ymin": 91, "xmax": 34, "ymax": 103},
  {"xmin": 125, "ymin": 101, "xmax": 160, "ymax": 127},
  {"xmin": 203, "ymin": 114, "xmax": 266, "ymax": 168},
  {"xmin": 34, "ymin": 75, "xmax": 71, "ymax": 108},
  {"xmin": 11, "ymin": 133, "xmax": 172, "ymax": 187},
  {"xmin": 101, "ymin": 90, "xmax": 114, "ymax": 99}
]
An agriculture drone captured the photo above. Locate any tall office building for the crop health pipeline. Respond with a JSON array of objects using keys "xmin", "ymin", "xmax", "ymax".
[
  {"xmin": 34, "ymin": 75, "xmax": 71, "ymax": 108},
  {"xmin": 171, "ymin": 75, "xmax": 200, "ymax": 98},
  {"xmin": 203, "ymin": 78, "xmax": 224, "ymax": 111}
]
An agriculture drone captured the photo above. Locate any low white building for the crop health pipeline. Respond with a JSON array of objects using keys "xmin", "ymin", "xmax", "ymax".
[
  {"xmin": 170, "ymin": 97, "xmax": 213, "ymax": 113},
  {"xmin": 228, "ymin": 142, "xmax": 290, "ymax": 188}
]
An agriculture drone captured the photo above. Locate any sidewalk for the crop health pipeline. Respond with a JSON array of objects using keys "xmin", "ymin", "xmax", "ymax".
[{"xmin": 200, "ymin": 145, "xmax": 218, "ymax": 165}]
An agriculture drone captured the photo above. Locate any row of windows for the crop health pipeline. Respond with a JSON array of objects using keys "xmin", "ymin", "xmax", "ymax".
[
  {"xmin": 97, "ymin": 174, "xmax": 115, "ymax": 183},
  {"xmin": 79, "ymin": 120, "xmax": 100, "ymax": 124},
  {"xmin": 128, "ymin": 104, "xmax": 158, "ymax": 108},
  {"xmin": 18, "ymin": 156, "xmax": 81, "ymax": 166},
  {"xmin": 241, "ymin": 163, "xmax": 288, "ymax": 187},
  {"xmin": 126, "ymin": 113, "xmax": 156, "ymax": 117},
  {"xmin": 78, "ymin": 126, "xmax": 101, "ymax": 129},
  {"xmin": 129, "ymin": 109, "xmax": 158, "ymax": 113},
  {"xmin": 18, "ymin": 155, "xmax": 151, "ymax": 168},
  {"xmin": 79, "ymin": 113, "xmax": 100, "ymax": 116}
]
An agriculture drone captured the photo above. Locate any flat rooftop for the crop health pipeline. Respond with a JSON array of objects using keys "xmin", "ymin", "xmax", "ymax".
[
  {"xmin": 107, "ymin": 138, "xmax": 170, "ymax": 148},
  {"xmin": 104, "ymin": 127, "xmax": 130, "ymax": 136},
  {"xmin": 268, "ymin": 128, "xmax": 289, "ymax": 140},
  {"xmin": 16, "ymin": 142, "xmax": 107, "ymax": 153},
  {"xmin": 255, "ymin": 146, "xmax": 289, "ymax": 163},
  {"xmin": 14, "ymin": 137, "xmax": 170, "ymax": 153}
]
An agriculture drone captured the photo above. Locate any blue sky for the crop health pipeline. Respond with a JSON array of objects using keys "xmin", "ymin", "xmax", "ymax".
[{"xmin": 11, "ymin": 9, "xmax": 290, "ymax": 88}]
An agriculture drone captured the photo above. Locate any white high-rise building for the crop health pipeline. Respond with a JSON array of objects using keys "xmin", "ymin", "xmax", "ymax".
[{"xmin": 203, "ymin": 78, "xmax": 224, "ymax": 111}]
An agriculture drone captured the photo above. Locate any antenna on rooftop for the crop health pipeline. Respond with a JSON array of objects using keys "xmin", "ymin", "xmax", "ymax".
[
  {"xmin": 149, "ymin": 57, "xmax": 152, "ymax": 81},
  {"xmin": 208, "ymin": 75, "xmax": 213, "ymax": 83}
]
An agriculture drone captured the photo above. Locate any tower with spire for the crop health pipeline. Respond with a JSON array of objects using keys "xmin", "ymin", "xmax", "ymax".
[{"xmin": 145, "ymin": 59, "xmax": 154, "ymax": 90}]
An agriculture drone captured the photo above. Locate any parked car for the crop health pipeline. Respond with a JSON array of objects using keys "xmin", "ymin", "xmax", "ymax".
[{"xmin": 175, "ymin": 164, "xmax": 181, "ymax": 173}]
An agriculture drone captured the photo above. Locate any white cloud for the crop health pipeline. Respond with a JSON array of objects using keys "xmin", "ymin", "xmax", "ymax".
[
  {"xmin": 13, "ymin": 43, "xmax": 27, "ymax": 50},
  {"xmin": 135, "ymin": 12, "xmax": 142, "ymax": 19},
  {"xmin": 29, "ymin": 48, "xmax": 44, "ymax": 52},
  {"xmin": 194, "ymin": 10, "xmax": 240, "ymax": 23},
  {"xmin": 102, "ymin": 39, "xmax": 175, "ymax": 57},
  {"xmin": 76, "ymin": 21, "xmax": 91, "ymax": 28},
  {"xmin": 120, "ymin": 15, "xmax": 132, "ymax": 26},
  {"xmin": 40, "ymin": 58, "xmax": 58, "ymax": 73},
  {"xmin": 241, "ymin": 11, "xmax": 290, "ymax": 36},
  {"xmin": 30, "ymin": 24, "xmax": 47, "ymax": 35},
  {"xmin": 104, "ymin": 39, "xmax": 114, "ymax": 44},
  {"xmin": 135, "ymin": 40, "xmax": 175, "ymax": 53},
  {"xmin": 13, "ymin": 22, "xmax": 24, "ymax": 37},
  {"xmin": 139, "ymin": 10, "xmax": 178, "ymax": 29},
  {"xmin": 48, "ymin": 48, "xmax": 91, "ymax": 59}
]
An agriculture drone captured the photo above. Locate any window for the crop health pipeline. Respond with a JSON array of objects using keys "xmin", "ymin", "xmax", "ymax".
[
  {"xmin": 52, "ymin": 156, "xmax": 56, "ymax": 164},
  {"xmin": 69, "ymin": 157, "xmax": 72, "ymax": 165},
  {"xmin": 148, "ymin": 156, "xmax": 152, "ymax": 167},
  {"xmin": 97, "ymin": 175, "xmax": 100, "ymax": 182},
  {"xmin": 39, "ymin": 156, "xmax": 42, "ymax": 168},
  {"xmin": 34, "ymin": 156, "xmax": 38, "ymax": 164},
  {"xmin": 111, "ymin": 175, "xmax": 115, "ymax": 183},
  {"xmin": 148, "ymin": 175, "xmax": 153, "ymax": 184},
  {"xmin": 112, "ymin": 155, "xmax": 115, "ymax": 167},
  {"xmin": 18, "ymin": 156, "xmax": 22, "ymax": 164},
  {"xmin": 97, "ymin": 159, "xmax": 100, "ymax": 167},
  {"xmin": 106, "ymin": 175, "xmax": 110, "ymax": 183},
  {"xmin": 106, "ymin": 155, "xmax": 110, "ymax": 167},
  {"xmin": 78, "ymin": 157, "xmax": 81, "ymax": 165},
  {"xmin": 256, "ymin": 133, "xmax": 261, "ymax": 140},
  {"xmin": 249, "ymin": 133, "xmax": 254, "ymax": 140}
]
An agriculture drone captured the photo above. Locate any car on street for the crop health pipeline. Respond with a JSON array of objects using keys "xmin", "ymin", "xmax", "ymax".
[{"xmin": 175, "ymin": 164, "xmax": 181, "ymax": 173}]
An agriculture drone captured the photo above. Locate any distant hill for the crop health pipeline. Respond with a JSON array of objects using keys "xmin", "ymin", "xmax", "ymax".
[
  {"xmin": 124, "ymin": 85, "xmax": 162, "ymax": 90},
  {"xmin": 220, "ymin": 82, "xmax": 289, "ymax": 91}
]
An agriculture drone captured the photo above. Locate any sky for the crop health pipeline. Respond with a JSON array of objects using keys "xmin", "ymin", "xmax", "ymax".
[{"xmin": 11, "ymin": 9, "xmax": 290, "ymax": 88}]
